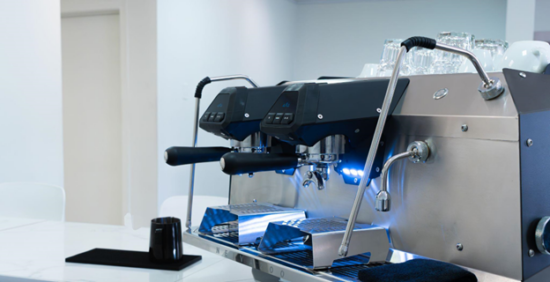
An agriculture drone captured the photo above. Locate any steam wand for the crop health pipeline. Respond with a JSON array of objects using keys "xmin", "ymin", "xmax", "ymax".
[
  {"xmin": 338, "ymin": 36, "xmax": 504, "ymax": 257},
  {"xmin": 185, "ymin": 75, "xmax": 258, "ymax": 230}
]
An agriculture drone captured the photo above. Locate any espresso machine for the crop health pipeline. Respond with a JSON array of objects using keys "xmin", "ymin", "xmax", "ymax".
[{"xmin": 172, "ymin": 37, "xmax": 550, "ymax": 281}]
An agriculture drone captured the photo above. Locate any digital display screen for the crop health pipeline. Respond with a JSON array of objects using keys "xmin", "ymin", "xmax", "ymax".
[
  {"xmin": 272, "ymin": 92, "xmax": 298, "ymax": 113},
  {"xmin": 207, "ymin": 94, "xmax": 229, "ymax": 112}
]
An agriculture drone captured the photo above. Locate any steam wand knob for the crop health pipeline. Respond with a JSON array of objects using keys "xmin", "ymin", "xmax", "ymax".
[{"xmin": 375, "ymin": 141, "xmax": 431, "ymax": 212}]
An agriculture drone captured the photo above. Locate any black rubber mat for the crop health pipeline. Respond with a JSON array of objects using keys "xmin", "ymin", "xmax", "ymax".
[{"xmin": 66, "ymin": 248, "xmax": 201, "ymax": 271}]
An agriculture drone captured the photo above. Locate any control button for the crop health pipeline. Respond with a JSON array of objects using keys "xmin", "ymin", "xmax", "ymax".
[
  {"xmin": 281, "ymin": 113, "xmax": 294, "ymax": 125},
  {"xmin": 207, "ymin": 113, "xmax": 216, "ymax": 122},
  {"xmin": 265, "ymin": 113, "xmax": 275, "ymax": 124},
  {"xmin": 273, "ymin": 113, "xmax": 284, "ymax": 124},
  {"xmin": 202, "ymin": 112, "xmax": 211, "ymax": 122},
  {"xmin": 214, "ymin": 112, "xmax": 225, "ymax": 122}
]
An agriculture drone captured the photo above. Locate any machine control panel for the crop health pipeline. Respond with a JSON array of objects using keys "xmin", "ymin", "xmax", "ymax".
[
  {"xmin": 202, "ymin": 111, "xmax": 226, "ymax": 123},
  {"xmin": 265, "ymin": 112, "xmax": 294, "ymax": 125},
  {"xmin": 198, "ymin": 85, "xmax": 287, "ymax": 141},
  {"xmin": 262, "ymin": 84, "xmax": 300, "ymax": 126}
]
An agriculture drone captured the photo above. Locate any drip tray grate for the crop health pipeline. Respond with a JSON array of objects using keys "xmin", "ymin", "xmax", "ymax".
[
  {"xmin": 258, "ymin": 217, "xmax": 390, "ymax": 269},
  {"xmin": 199, "ymin": 203, "xmax": 306, "ymax": 246},
  {"xmin": 271, "ymin": 250, "xmax": 372, "ymax": 269}
]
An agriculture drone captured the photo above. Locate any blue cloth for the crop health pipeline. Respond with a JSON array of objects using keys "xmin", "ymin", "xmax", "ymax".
[{"xmin": 358, "ymin": 259, "xmax": 477, "ymax": 282}]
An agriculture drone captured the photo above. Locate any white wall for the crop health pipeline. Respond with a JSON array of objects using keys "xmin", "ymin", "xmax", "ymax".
[
  {"xmin": 293, "ymin": 0, "xmax": 508, "ymax": 80},
  {"xmin": 506, "ymin": 0, "xmax": 535, "ymax": 43},
  {"xmin": 157, "ymin": 0, "xmax": 297, "ymax": 207},
  {"xmin": 0, "ymin": 0, "xmax": 64, "ymax": 186},
  {"xmin": 121, "ymin": 0, "xmax": 158, "ymax": 228},
  {"xmin": 535, "ymin": 0, "xmax": 550, "ymax": 32}
]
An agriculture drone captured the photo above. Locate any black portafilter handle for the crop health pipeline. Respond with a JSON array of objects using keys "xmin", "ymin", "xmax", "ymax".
[
  {"xmin": 400, "ymin": 36, "xmax": 437, "ymax": 52},
  {"xmin": 220, "ymin": 152, "xmax": 298, "ymax": 175},
  {"xmin": 165, "ymin": 146, "xmax": 232, "ymax": 166}
]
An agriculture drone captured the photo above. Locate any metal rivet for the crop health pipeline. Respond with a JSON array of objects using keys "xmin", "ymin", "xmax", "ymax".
[
  {"xmin": 376, "ymin": 108, "xmax": 382, "ymax": 113},
  {"xmin": 527, "ymin": 139, "xmax": 533, "ymax": 147},
  {"xmin": 519, "ymin": 72, "xmax": 527, "ymax": 78},
  {"xmin": 269, "ymin": 266, "xmax": 273, "ymax": 273},
  {"xmin": 355, "ymin": 129, "xmax": 360, "ymax": 133},
  {"xmin": 317, "ymin": 114, "xmax": 323, "ymax": 119},
  {"xmin": 461, "ymin": 124, "xmax": 468, "ymax": 132},
  {"xmin": 244, "ymin": 113, "xmax": 250, "ymax": 118},
  {"xmin": 376, "ymin": 167, "xmax": 380, "ymax": 173},
  {"xmin": 529, "ymin": 249, "xmax": 535, "ymax": 257},
  {"xmin": 456, "ymin": 243, "xmax": 464, "ymax": 251},
  {"xmin": 280, "ymin": 270, "xmax": 285, "ymax": 278}
]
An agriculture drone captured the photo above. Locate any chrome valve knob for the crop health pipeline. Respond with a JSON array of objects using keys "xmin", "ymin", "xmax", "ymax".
[{"xmin": 536, "ymin": 216, "xmax": 550, "ymax": 255}]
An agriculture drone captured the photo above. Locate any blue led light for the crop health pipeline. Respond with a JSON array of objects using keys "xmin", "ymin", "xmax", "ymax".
[
  {"xmin": 342, "ymin": 168, "xmax": 350, "ymax": 175},
  {"xmin": 350, "ymin": 169, "xmax": 358, "ymax": 176}
]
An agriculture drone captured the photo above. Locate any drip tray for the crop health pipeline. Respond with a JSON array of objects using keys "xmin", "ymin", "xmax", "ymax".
[
  {"xmin": 258, "ymin": 218, "xmax": 390, "ymax": 269},
  {"xmin": 198, "ymin": 203, "xmax": 306, "ymax": 246}
]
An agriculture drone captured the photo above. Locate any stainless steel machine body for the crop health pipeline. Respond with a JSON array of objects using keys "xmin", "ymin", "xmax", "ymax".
[
  {"xmin": 181, "ymin": 67, "xmax": 550, "ymax": 281},
  {"xmin": 226, "ymin": 72, "xmax": 526, "ymax": 280}
]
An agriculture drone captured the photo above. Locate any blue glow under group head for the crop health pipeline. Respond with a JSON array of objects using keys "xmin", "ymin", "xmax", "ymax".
[{"xmin": 342, "ymin": 168, "xmax": 364, "ymax": 177}]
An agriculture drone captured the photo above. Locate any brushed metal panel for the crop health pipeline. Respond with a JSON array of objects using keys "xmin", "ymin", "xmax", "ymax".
[
  {"xmin": 227, "ymin": 73, "xmax": 523, "ymax": 280},
  {"xmin": 391, "ymin": 115, "xmax": 518, "ymax": 141},
  {"xmin": 396, "ymin": 73, "xmax": 517, "ymax": 117},
  {"xmin": 370, "ymin": 135, "xmax": 522, "ymax": 280}
]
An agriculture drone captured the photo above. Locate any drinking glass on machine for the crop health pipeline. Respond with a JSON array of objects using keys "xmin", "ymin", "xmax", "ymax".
[
  {"xmin": 377, "ymin": 39, "xmax": 411, "ymax": 76},
  {"xmin": 358, "ymin": 63, "xmax": 379, "ymax": 78},
  {"xmin": 432, "ymin": 32, "xmax": 475, "ymax": 74},
  {"xmin": 474, "ymin": 39, "xmax": 508, "ymax": 71},
  {"xmin": 408, "ymin": 47, "xmax": 434, "ymax": 75}
]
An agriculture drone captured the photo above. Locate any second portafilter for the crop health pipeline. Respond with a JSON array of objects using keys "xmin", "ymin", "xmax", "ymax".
[{"xmin": 220, "ymin": 135, "xmax": 346, "ymax": 189}]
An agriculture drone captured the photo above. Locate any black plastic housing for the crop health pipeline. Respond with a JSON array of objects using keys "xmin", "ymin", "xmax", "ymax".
[
  {"xmin": 199, "ymin": 85, "xmax": 287, "ymax": 141},
  {"xmin": 260, "ymin": 79, "xmax": 410, "ymax": 147}
]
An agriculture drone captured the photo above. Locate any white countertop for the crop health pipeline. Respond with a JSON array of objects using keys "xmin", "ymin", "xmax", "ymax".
[{"xmin": 0, "ymin": 219, "xmax": 255, "ymax": 282}]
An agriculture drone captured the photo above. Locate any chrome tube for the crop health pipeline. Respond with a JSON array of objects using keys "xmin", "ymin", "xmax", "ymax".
[
  {"xmin": 185, "ymin": 97, "xmax": 201, "ymax": 229},
  {"xmin": 338, "ymin": 46, "xmax": 408, "ymax": 257},
  {"xmin": 185, "ymin": 75, "xmax": 258, "ymax": 230},
  {"xmin": 434, "ymin": 42, "xmax": 492, "ymax": 86},
  {"xmin": 210, "ymin": 75, "xmax": 259, "ymax": 88},
  {"xmin": 375, "ymin": 151, "xmax": 415, "ymax": 212}
]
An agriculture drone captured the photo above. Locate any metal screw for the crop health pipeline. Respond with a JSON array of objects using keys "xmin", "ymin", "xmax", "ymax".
[
  {"xmin": 248, "ymin": 173, "xmax": 254, "ymax": 178},
  {"xmin": 317, "ymin": 114, "xmax": 323, "ymax": 119},
  {"xmin": 461, "ymin": 124, "xmax": 468, "ymax": 132},
  {"xmin": 456, "ymin": 243, "xmax": 464, "ymax": 251},
  {"xmin": 519, "ymin": 72, "xmax": 527, "ymax": 78},
  {"xmin": 280, "ymin": 270, "xmax": 285, "ymax": 278},
  {"xmin": 253, "ymin": 199, "xmax": 257, "ymax": 203},
  {"xmin": 244, "ymin": 113, "xmax": 250, "ymax": 118},
  {"xmin": 527, "ymin": 139, "xmax": 533, "ymax": 147},
  {"xmin": 269, "ymin": 266, "xmax": 273, "ymax": 273},
  {"xmin": 376, "ymin": 167, "xmax": 380, "ymax": 173},
  {"xmin": 376, "ymin": 108, "xmax": 382, "ymax": 113},
  {"xmin": 529, "ymin": 249, "xmax": 535, "ymax": 257}
]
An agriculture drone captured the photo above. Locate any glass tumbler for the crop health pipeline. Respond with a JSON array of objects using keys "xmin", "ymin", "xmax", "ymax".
[
  {"xmin": 408, "ymin": 47, "xmax": 434, "ymax": 75},
  {"xmin": 474, "ymin": 39, "xmax": 508, "ymax": 71},
  {"xmin": 377, "ymin": 39, "xmax": 411, "ymax": 76},
  {"xmin": 432, "ymin": 32, "xmax": 475, "ymax": 74}
]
